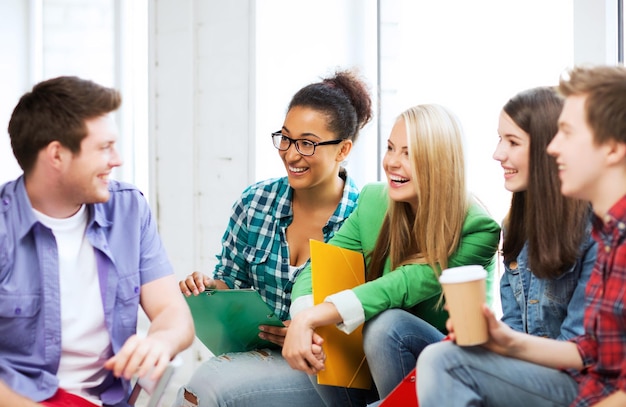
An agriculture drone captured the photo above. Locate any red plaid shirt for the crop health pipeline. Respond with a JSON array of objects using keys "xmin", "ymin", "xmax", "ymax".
[{"xmin": 568, "ymin": 194, "xmax": 626, "ymax": 406}]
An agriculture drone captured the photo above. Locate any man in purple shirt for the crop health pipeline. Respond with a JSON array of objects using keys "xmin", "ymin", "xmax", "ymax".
[{"xmin": 0, "ymin": 76, "xmax": 194, "ymax": 406}]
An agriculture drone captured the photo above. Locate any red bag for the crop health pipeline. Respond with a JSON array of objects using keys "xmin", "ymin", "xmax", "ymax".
[
  {"xmin": 379, "ymin": 336, "xmax": 451, "ymax": 406},
  {"xmin": 379, "ymin": 367, "xmax": 418, "ymax": 407}
]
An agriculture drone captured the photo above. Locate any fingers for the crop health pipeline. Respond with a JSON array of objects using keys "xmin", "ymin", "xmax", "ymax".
[
  {"xmin": 282, "ymin": 330, "xmax": 325, "ymax": 374},
  {"xmin": 258, "ymin": 325, "xmax": 289, "ymax": 346},
  {"xmin": 179, "ymin": 272, "xmax": 213, "ymax": 296},
  {"xmin": 283, "ymin": 348, "xmax": 325, "ymax": 375},
  {"xmin": 305, "ymin": 352, "xmax": 325, "ymax": 373},
  {"xmin": 482, "ymin": 304, "xmax": 501, "ymax": 331},
  {"xmin": 312, "ymin": 332, "xmax": 325, "ymax": 346},
  {"xmin": 445, "ymin": 318, "xmax": 456, "ymax": 342},
  {"xmin": 311, "ymin": 344, "xmax": 326, "ymax": 362},
  {"xmin": 483, "ymin": 303, "xmax": 496, "ymax": 320},
  {"xmin": 104, "ymin": 335, "xmax": 172, "ymax": 381},
  {"xmin": 179, "ymin": 279, "xmax": 193, "ymax": 297},
  {"xmin": 259, "ymin": 325, "xmax": 288, "ymax": 337}
]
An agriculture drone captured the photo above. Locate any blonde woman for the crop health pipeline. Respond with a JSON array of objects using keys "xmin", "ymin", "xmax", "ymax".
[{"xmin": 283, "ymin": 104, "xmax": 501, "ymax": 401}]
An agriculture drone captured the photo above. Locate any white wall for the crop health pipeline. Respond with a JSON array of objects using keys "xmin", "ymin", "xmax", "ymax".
[
  {"xmin": 150, "ymin": 0, "xmax": 255, "ymax": 287},
  {"xmin": 254, "ymin": 0, "xmax": 379, "ymax": 189},
  {"xmin": 574, "ymin": 0, "xmax": 620, "ymax": 64},
  {"xmin": 0, "ymin": 0, "xmax": 118, "ymax": 183},
  {"xmin": 379, "ymin": 0, "xmax": 576, "ymax": 226},
  {"xmin": 149, "ymin": 2, "xmax": 258, "ymax": 386},
  {"xmin": 0, "ymin": 0, "xmax": 30, "ymax": 181}
]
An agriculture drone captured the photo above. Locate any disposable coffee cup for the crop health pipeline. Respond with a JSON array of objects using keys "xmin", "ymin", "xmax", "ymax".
[{"xmin": 439, "ymin": 265, "xmax": 488, "ymax": 346}]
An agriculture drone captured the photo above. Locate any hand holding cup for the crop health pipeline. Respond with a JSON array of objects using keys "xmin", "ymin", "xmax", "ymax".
[{"xmin": 439, "ymin": 265, "xmax": 488, "ymax": 346}]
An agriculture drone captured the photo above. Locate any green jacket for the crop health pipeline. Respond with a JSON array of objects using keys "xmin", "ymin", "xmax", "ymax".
[{"xmin": 292, "ymin": 182, "xmax": 501, "ymax": 333}]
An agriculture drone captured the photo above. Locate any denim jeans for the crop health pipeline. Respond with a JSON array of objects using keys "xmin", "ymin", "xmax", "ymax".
[
  {"xmin": 417, "ymin": 341, "xmax": 579, "ymax": 407},
  {"xmin": 363, "ymin": 309, "xmax": 445, "ymax": 399},
  {"xmin": 171, "ymin": 348, "xmax": 365, "ymax": 407},
  {"xmin": 307, "ymin": 375, "xmax": 379, "ymax": 407}
]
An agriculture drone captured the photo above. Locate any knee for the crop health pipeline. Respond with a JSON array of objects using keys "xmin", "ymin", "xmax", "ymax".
[
  {"xmin": 363, "ymin": 310, "xmax": 402, "ymax": 352},
  {"xmin": 182, "ymin": 387, "xmax": 200, "ymax": 406},
  {"xmin": 176, "ymin": 381, "xmax": 215, "ymax": 407},
  {"xmin": 178, "ymin": 358, "xmax": 232, "ymax": 406},
  {"xmin": 417, "ymin": 341, "xmax": 452, "ymax": 372}
]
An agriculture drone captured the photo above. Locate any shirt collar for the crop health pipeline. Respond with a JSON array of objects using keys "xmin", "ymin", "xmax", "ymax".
[
  {"xmin": 12, "ymin": 176, "xmax": 39, "ymax": 239},
  {"xmin": 12, "ymin": 175, "xmax": 111, "ymax": 238},
  {"xmin": 593, "ymin": 193, "xmax": 626, "ymax": 237}
]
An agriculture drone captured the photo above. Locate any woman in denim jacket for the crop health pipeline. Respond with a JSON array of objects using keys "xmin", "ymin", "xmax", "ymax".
[{"xmin": 493, "ymin": 86, "xmax": 597, "ymax": 340}]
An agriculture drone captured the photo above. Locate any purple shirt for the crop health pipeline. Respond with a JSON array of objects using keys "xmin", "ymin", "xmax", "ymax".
[{"xmin": 0, "ymin": 176, "xmax": 173, "ymax": 406}]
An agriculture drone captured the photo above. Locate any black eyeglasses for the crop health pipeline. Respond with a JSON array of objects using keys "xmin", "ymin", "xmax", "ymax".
[{"xmin": 271, "ymin": 131, "xmax": 344, "ymax": 156}]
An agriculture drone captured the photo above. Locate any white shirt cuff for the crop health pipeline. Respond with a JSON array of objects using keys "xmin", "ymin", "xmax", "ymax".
[
  {"xmin": 325, "ymin": 289, "xmax": 365, "ymax": 334},
  {"xmin": 289, "ymin": 294, "xmax": 314, "ymax": 319}
]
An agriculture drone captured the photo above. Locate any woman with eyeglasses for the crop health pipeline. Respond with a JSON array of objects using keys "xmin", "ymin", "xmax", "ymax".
[
  {"xmin": 175, "ymin": 70, "xmax": 374, "ymax": 407},
  {"xmin": 282, "ymin": 104, "xmax": 501, "ymax": 403}
]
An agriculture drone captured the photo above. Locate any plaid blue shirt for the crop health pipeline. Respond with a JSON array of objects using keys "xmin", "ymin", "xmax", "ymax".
[{"xmin": 214, "ymin": 172, "xmax": 359, "ymax": 321}]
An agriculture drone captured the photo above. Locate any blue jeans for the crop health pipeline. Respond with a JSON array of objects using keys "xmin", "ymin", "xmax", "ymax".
[
  {"xmin": 307, "ymin": 375, "xmax": 378, "ymax": 407},
  {"xmin": 171, "ymin": 348, "xmax": 360, "ymax": 407},
  {"xmin": 417, "ymin": 341, "xmax": 579, "ymax": 407},
  {"xmin": 363, "ymin": 309, "xmax": 445, "ymax": 399}
]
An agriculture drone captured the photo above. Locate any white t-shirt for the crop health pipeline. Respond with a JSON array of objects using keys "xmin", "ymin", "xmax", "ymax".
[{"xmin": 34, "ymin": 205, "xmax": 111, "ymax": 406}]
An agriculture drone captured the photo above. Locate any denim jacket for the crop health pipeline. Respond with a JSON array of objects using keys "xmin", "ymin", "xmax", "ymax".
[{"xmin": 500, "ymin": 227, "xmax": 597, "ymax": 341}]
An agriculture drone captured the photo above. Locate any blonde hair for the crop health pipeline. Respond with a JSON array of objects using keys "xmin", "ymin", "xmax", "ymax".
[{"xmin": 367, "ymin": 104, "xmax": 469, "ymax": 280}]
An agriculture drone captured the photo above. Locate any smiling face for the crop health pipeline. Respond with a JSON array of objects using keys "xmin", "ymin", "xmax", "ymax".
[
  {"xmin": 547, "ymin": 95, "xmax": 606, "ymax": 203},
  {"xmin": 493, "ymin": 110, "xmax": 530, "ymax": 193},
  {"xmin": 60, "ymin": 114, "xmax": 122, "ymax": 206},
  {"xmin": 383, "ymin": 117, "xmax": 417, "ymax": 209},
  {"xmin": 278, "ymin": 105, "xmax": 349, "ymax": 191}
]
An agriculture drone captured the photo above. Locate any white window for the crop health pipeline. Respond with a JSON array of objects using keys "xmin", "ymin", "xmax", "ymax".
[
  {"xmin": 0, "ymin": 0, "xmax": 148, "ymax": 196},
  {"xmin": 256, "ymin": 0, "xmax": 576, "ymax": 225}
]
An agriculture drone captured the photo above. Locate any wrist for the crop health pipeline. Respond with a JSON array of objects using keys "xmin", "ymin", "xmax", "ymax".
[
  {"xmin": 507, "ymin": 330, "xmax": 528, "ymax": 358},
  {"xmin": 304, "ymin": 302, "xmax": 341, "ymax": 329},
  {"xmin": 295, "ymin": 307, "xmax": 320, "ymax": 330}
]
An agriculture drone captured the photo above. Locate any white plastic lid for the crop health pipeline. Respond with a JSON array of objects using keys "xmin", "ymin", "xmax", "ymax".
[{"xmin": 439, "ymin": 265, "xmax": 487, "ymax": 283}]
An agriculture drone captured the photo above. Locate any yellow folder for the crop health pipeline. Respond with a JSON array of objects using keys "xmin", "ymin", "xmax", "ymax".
[{"xmin": 310, "ymin": 239, "xmax": 372, "ymax": 390}]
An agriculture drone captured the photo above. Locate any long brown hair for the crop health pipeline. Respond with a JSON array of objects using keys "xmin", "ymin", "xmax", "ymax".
[
  {"xmin": 502, "ymin": 87, "xmax": 589, "ymax": 278},
  {"xmin": 367, "ymin": 104, "xmax": 469, "ymax": 280}
]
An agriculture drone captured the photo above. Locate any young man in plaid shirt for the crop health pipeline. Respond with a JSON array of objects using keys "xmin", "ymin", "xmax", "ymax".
[{"xmin": 417, "ymin": 64, "xmax": 626, "ymax": 407}]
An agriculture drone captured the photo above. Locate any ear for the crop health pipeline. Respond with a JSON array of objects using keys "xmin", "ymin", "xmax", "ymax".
[
  {"xmin": 336, "ymin": 139, "xmax": 353, "ymax": 162},
  {"xmin": 605, "ymin": 140, "xmax": 626, "ymax": 166},
  {"xmin": 44, "ymin": 141, "xmax": 69, "ymax": 170}
]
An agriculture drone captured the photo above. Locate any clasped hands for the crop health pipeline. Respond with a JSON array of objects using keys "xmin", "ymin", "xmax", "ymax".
[{"xmin": 281, "ymin": 310, "xmax": 327, "ymax": 375}]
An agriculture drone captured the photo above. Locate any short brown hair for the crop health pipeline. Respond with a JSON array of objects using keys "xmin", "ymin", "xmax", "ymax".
[
  {"xmin": 8, "ymin": 76, "xmax": 121, "ymax": 174},
  {"xmin": 558, "ymin": 65, "xmax": 626, "ymax": 145}
]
